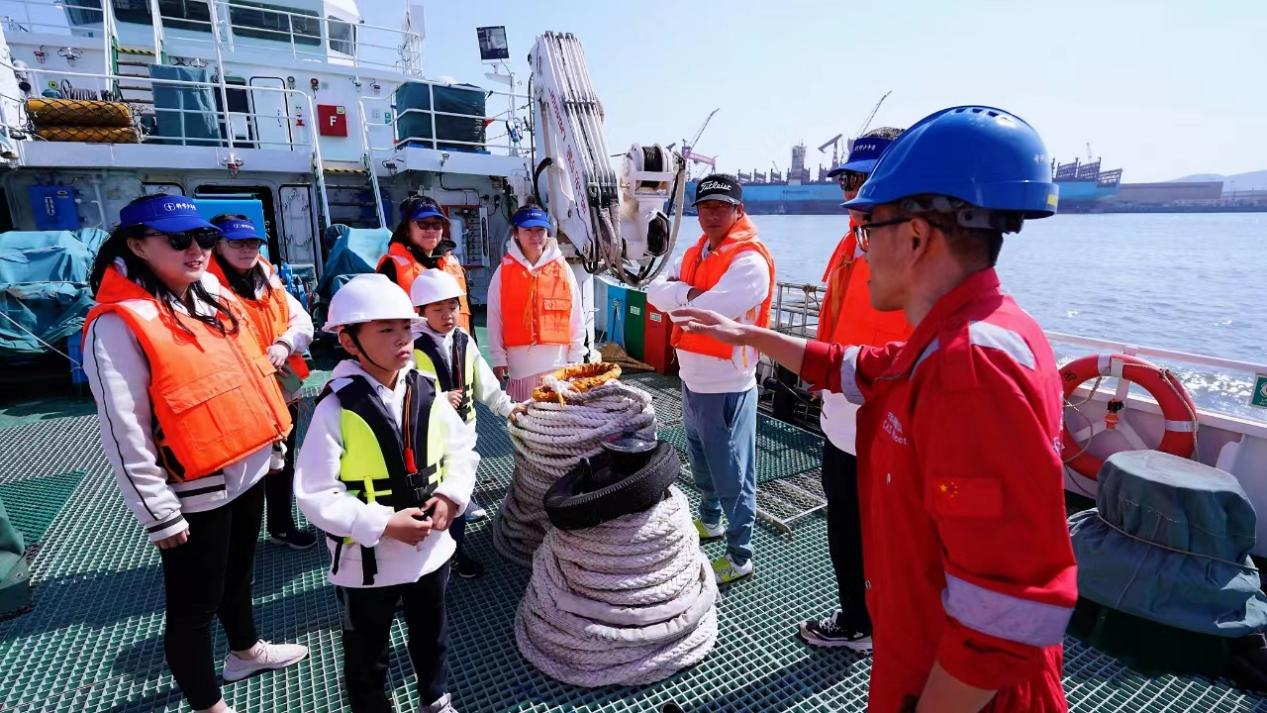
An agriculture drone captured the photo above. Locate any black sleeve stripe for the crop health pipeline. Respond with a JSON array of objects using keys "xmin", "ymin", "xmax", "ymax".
[
  {"xmin": 88, "ymin": 319, "xmax": 159, "ymax": 521},
  {"xmin": 146, "ymin": 513, "xmax": 185, "ymax": 533},
  {"xmin": 175, "ymin": 484, "xmax": 227, "ymax": 499}
]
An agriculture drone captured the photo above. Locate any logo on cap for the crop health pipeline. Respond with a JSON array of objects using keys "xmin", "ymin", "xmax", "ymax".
[{"xmin": 699, "ymin": 180, "xmax": 731, "ymax": 192}]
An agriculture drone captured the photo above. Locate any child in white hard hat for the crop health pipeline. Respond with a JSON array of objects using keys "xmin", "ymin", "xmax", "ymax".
[
  {"xmin": 294, "ymin": 273, "xmax": 477, "ymax": 713},
  {"xmin": 409, "ymin": 269, "xmax": 516, "ymax": 579}
]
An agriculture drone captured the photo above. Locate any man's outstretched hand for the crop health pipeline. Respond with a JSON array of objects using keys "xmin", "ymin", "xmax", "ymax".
[{"xmin": 671, "ymin": 308, "xmax": 750, "ymax": 345}]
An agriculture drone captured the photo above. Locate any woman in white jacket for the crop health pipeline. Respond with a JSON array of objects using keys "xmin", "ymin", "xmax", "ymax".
[
  {"xmin": 82, "ymin": 195, "xmax": 307, "ymax": 713},
  {"xmin": 206, "ymin": 214, "xmax": 316, "ymax": 549},
  {"xmin": 486, "ymin": 204, "xmax": 586, "ymax": 400}
]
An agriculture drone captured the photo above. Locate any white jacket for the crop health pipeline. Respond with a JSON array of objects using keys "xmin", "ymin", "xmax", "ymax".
[
  {"xmin": 245, "ymin": 265, "xmax": 313, "ymax": 401},
  {"xmin": 249, "ymin": 262, "xmax": 314, "ymax": 355},
  {"xmin": 645, "ymin": 244, "xmax": 770, "ymax": 393},
  {"xmin": 417, "ymin": 322, "xmax": 516, "ymax": 421},
  {"xmin": 486, "ymin": 239, "xmax": 586, "ymax": 379},
  {"xmin": 294, "ymin": 360, "xmax": 479, "ymax": 588},
  {"xmin": 83, "ymin": 269, "xmax": 272, "ymax": 542}
]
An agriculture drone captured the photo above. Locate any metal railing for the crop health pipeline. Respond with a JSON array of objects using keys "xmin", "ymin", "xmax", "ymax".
[
  {"xmin": 5, "ymin": 62, "xmax": 320, "ymax": 152},
  {"xmin": 762, "ymin": 282, "xmax": 1267, "ymax": 426},
  {"xmin": 770, "ymin": 281, "xmax": 822, "ymax": 339},
  {"xmin": 357, "ymin": 81, "xmax": 530, "ymax": 179},
  {"xmin": 2, "ymin": 0, "xmax": 104, "ymax": 36},
  {"xmin": 0, "ymin": 0, "xmax": 424, "ymax": 75}
]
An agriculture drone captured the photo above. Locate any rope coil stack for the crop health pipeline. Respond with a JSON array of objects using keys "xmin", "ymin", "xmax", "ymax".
[
  {"xmin": 516, "ymin": 487, "xmax": 718, "ymax": 686},
  {"xmin": 494, "ymin": 363, "xmax": 718, "ymax": 684},
  {"xmin": 493, "ymin": 368, "xmax": 656, "ymax": 567}
]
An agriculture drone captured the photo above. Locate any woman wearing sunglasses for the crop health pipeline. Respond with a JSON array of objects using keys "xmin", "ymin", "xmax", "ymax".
[
  {"xmin": 83, "ymin": 194, "xmax": 308, "ymax": 713},
  {"xmin": 207, "ymin": 214, "xmax": 317, "ymax": 552},
  {"xmin": 377, "ymin": 194, "xmax": 473, "ymax": 335}
]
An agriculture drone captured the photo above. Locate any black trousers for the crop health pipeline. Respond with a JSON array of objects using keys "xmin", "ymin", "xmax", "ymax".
[
  {"xmin": 160, "ymin": 480, "xmax": 264, "ymax": 709},
  {"xmin": 821, "ymin": 441, "xmax": 871, "ymax": 633},
  {"xmin": 265, "ymin": 403, "xmax": 300, "ymax": 535},
  {"xmin": 338, "ymin": 562, "xmax": 451, "ymax": 712}
]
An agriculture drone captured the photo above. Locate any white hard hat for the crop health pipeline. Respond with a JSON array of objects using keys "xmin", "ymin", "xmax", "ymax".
[
  {"xmin": 409, "ymin": 269, "xmax": 465, "ymax": 307},
  {"xmin": 324, "ymin": 273, "xmax": 422, "ymax": 333}
]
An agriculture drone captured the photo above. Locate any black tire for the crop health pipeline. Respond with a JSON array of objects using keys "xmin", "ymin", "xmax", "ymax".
[{"xmin": 544, "ymin": 441, "xmax": 681, "ymax": 530}]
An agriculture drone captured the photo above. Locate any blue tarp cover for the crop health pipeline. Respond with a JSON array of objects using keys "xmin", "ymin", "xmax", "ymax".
[
  {"xmin": 0, "ymin": 229, "xmax": 107, "ymax": 356},
  {"xmin": 1070, "ymin": 449, "xmax": 1267, "ymax": 637},
  {"xmin": 316, "ymin": 224, "xmax": 390, "ymax": 301},
  {"xmin": 150, "ymin": 64, "xmax": 220, "ymax": 146}
]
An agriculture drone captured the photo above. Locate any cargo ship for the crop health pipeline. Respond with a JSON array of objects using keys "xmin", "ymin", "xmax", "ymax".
[{"xmin": 686, "ymin": 145, "xmax": 1124, "ymax": 214}]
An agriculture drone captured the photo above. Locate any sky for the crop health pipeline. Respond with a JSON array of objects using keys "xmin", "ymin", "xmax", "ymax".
[{"xmin": 362, "ymin": 0, "xmax": 1264, "ymax": 184}]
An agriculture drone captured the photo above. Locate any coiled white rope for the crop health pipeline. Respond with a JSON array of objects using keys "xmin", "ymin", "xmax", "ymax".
[
  {"xmin": 515, "ymin": 487, "xmax": 719, "ymax": 686},
  {"xmin": 493, "ymin": 380, "xmax": 656, "ymax": 566}
]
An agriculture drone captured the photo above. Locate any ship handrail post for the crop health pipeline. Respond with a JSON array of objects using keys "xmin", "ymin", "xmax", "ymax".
[
  {"xmin": 203, "ymin": 0, "xmax": 234, "ymax": 154},
  {"xmin": 357, "ymin": 95, "xmax": 388, "ymax": 230},
  {"xmin": 301, "ymin": 91, "xmax": 331, "ymax": 272}
]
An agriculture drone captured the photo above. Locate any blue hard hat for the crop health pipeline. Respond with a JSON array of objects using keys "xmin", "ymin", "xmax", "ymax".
[
  {"xmin": 211, "ymin": 215, "xmax": 263, "ymax": 241},
  {"xmin": 512, "ymin": 206, "xmax": 551, "ymax": 230},
  {"xmin": 119, "ymin": 194, "xmax": 219, "ymax": 234},
  {"xmin": 843, "ymin": 106, "xmax": 1059, "ymax": 219},
  {"xmin": 826, "ymin": 136, "xmax": 894, "ymax": 177}
]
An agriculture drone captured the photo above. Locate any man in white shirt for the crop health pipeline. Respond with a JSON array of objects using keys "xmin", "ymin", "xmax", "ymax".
[{"xmin": 646, "ymin": 174, "xmax": 774, "ymax": 585}]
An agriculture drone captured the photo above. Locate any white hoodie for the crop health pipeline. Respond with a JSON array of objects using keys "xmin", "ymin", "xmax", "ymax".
[
  {"xmin": 294, "ymin": 359, "xmax": 479, "ymax": 588},
  {"xmin": 645, "ymin": 245, "xmax": 770, "ymax": 394},
  {"xmin": 417, "ymin": 322, "xmax": 516, "ymax": 423},
  {"xmin": 83, "ymin": 268, "xmax": 273, "ymax": 543},
  {"xmin": 486, "ymin": 239, "xmax": 586, "ymax": 379}
]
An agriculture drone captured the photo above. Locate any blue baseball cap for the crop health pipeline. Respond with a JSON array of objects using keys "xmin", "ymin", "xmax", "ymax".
[
  {"xmin": 827, "ymin": 136, "xmax": 895, "ymax": 177},
  {"xmin": 119, "ymin": 194, "xmax": 219, "ymax": 234},
  {"xmin": 512, "ymin": 206, "xmax": 551, "ymax": 229},
  {"xmin": 211, "ymin": 216, "xmax": 264, "ymax": 241},
  {"xmin": 409, "ymin": 199, "xmax": 449, "ymax": 223}
]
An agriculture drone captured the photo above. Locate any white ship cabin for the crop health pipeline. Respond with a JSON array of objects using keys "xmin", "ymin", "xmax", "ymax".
[{"xmin": 0, "ymin": 0, "xmax": 532, "ymax": 296}]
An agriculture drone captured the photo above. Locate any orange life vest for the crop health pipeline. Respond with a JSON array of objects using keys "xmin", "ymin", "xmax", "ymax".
[
  {"xmin": 498, "ymin": 254, "xmax": 572, "ymax": 347},
  {"xmin": 207, "ymin": 257, "xmax": 310, "ymax": 379},
  {"xmin": 671, "ymin": 216, "xmax": 775, "ymax": 359},
  {"xmin": 816, "ymin": 228, "xmax": 911, "ymax": 347},
  {"xmin": 378, "ymin": 242, "xmax": 472, "ymax": 333},
  {"xmin": 84, "ymin": 266, "xmax": 293, "ymax": 481}
]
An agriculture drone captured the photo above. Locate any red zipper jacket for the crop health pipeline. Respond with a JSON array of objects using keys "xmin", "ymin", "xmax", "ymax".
[{"xmin": 801, "ymin": 268, "xmax": 1077, "ymax": 712}]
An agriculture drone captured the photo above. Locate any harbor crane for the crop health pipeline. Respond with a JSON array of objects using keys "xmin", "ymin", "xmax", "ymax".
[{"xmin": 817, "ymin": 133, "xmax": 844, "ymax": 169}]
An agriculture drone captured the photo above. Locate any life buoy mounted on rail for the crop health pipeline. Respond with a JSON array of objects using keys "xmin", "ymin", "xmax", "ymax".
[{"xmin": 1060, "ymin": 353, "xmax": 1198, "ymax": 479}]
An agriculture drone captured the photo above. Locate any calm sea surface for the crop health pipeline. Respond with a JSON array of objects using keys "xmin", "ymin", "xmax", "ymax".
[{"xmin": 668, "ymin": 212, "xmax": 1267, "ymax": 418}]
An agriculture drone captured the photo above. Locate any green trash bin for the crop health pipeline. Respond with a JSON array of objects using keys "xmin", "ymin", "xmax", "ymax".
[
  {"xmin": 624, "ymin": 289, "xmax": 646, "ymax": 361},
  {"xmin": 0, "ymin": 496, "xmax": 31, "ymax": 619}
]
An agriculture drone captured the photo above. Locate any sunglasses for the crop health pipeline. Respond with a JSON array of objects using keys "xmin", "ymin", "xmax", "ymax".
[
  {"xmin": 225, "ymin": 238, "xmax": 264, "ymax": 251},
  {"xmin": 413, "ymin": 219, "xmax": 446, "ymax": 231},
  {"xmin": 143, "ymin": 230, "xmax": 220, "ymax": 251},
  {"xmin": 837, "ymin": 171, "xmax": 868, "ymax": 191}
]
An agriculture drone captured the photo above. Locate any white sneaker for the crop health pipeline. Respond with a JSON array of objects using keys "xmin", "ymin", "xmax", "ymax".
[
  {"xmin": 222, "ymin": 640, "xmax": 308, "ymax": 682},
  {"xmin": 424, "ymin": 693, "xmax": 458, "ymax": 713},
  {"xmin": 465, "ymin": 501, "xmax": 487, "ymax": 521}
]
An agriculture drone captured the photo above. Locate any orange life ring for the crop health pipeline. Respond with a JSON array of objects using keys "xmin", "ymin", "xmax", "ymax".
[{"xmin": 1060, "ymin": 353, "xmax": 1197, "ymax": 479}]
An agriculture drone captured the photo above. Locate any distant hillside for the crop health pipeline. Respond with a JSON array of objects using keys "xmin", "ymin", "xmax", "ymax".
[{"xmin": 1170, "ymin": 169, "xmax": 1267, "ymax": 192}]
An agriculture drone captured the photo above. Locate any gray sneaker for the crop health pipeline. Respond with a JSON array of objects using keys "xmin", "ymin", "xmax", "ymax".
[{"xmin": 222, "ymin": 640, "xmax": 308, "ymax": 682}]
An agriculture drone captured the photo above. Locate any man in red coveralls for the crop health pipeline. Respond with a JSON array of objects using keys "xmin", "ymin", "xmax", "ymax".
[{"xmin": 674, "ymin": 105, "xmax": 1077, "ymax": 713}]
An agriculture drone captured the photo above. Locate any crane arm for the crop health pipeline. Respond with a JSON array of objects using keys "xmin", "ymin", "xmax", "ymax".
[{"xmin": 528, "ymin": 32, "xmax": 686, "ymax": 287}]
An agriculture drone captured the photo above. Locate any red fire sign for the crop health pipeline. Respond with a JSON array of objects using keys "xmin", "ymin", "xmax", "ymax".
[{"xmin": 317, "ymin": 104, "xmax": 347, "ymax": 136}]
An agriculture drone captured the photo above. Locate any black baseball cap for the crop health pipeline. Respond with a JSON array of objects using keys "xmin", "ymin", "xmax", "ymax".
[{"xmin": 692, "ymin": 173, "xmax": 743, "ymax": 206}]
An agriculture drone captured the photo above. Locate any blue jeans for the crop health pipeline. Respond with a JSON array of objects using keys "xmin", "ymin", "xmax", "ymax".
[{"xmin": 682, "ymin": 385, "xmax": 758, "ymax": 565}]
